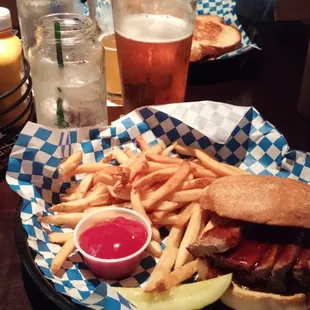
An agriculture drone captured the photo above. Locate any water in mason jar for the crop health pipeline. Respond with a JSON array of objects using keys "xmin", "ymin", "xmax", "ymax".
[
  {"xmin": 17, "ymin": 0, "xmax": 75, "ymax": 58},
  {"xmin": 30, "ymin": 58, "xmax": 107, "ymax": 128}
]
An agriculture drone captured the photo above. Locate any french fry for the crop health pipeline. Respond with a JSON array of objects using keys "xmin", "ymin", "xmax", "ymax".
[
  {"xmin": 83, "ymin": 203, "xmax": 133, "ymax": 214},
  {"xmin": 130, "ymin": 190, "xmax": 151, "ymax": 224},
  {"xmin": 113, "ymin": 146, "xmax": 129, "ymax": 164},
  {"xmin": 198, "ymin": 208, "xmax": 207, "ymax": 232},
  {"xmin": 129, "ymin": 158, "xmax": 148, "ymax": 182},
  {"xmin": 141, "ymin": 143, "xmax": 164, "ymax": 156},
  {"xmin": 134, "ymin": 167, "xmax": 179, "ymax": 190},
  {"xmin": 107, "ymin": 185, "xmax": 131, "ymax": 201},
  {"xmin": 151, "ymin": 226, "xmax": 161, "ymax": 243},
  {"xmin": 140, "ymin": 183, "xmax": 163, "ymax": 201},
  {"xmin": 65, "ymin": 183, "xmax": 79, "ymax": 194},
  {"xmin": 58, "ymin": 151, "xmax": 83, "ymax": 177},
  {"xmin": 156, "ymin": 260, "xmax": 198, "ymax": 291},
  {"xmin": 112, "ymin": 179, "xmax": 125, "ymax": 193},
  {"xmin": 175, "ymin": 144, "xmax": 196, "ymax": 157},
  {"xmin": 185, "ymin": 173, "xmax": 194, "ymax": 181},
  {"xmin": 165, "ymin": 226, "xmax": 184, "ymax": 249},
  {"xmin": 100, "ymin": 153, "xmax": 113, "ymax": 163},
  {"xmin": 192, "ymin": 159, "xmax": 203, "ymax": 165},
  {"xmin": 147, "ymin": 162, "xmax": 179, "ymax": 173},
  {"xmin": 38, "ymin": 213, "xmax": 85, "ymax": 225},
  {"xmin": 166, "ymin": 188, "xmax": 203, "ymax": 203},
  {"xmin": 123, "ymin": 147, "xmax": 135, "ymax": 158},
  {"xmin": 175, "ymin": 144, "xmax": 216, "ymax": 159},
  {"xmin": 143, "ymin": 161, "xmax": 191, "ymax": 209},
  {"xmin": 194, "ymin": 149, "xmax": 241, "ymax": 177},
  {"xmin": 86, "ymin": 182, "xmax": 109, "ymax": 196},
  {"xmin": 145, "ymin": 154, "xmax": 200, "ymax": 171},
  {"xmin": 192, "ymin": 168, "xmax": 217, "ymax": 178},
  {"xmin": 136, "ymin": 135, "xmax": 151, "ymax": 151},
  {"xmin": 161, "ymin": 142, "xmax": 177, "ymax": 157},
  {"xmin": 177, "ymin": 202, "xmax": 198, "ymax": 227},
  {"xmin": 60, "ymin": 192, "xmax": 77, "ymax": 202},
  {"xmin": 51, "ymin": 237, "xmax": 76, "ymax": 275},
  {"xmin": 155, "ymin": 201, "xmax": 182, "ymax": 213},
  {"xmin": 93, "ymin": 171, "xmax": 117, "ymax": 186},
  {"xmin": 222, "ymin": 163, "xmax": 250, "ymax": 175},
  {"xmin": 149, "ymin": 213, "xmax": 180, "ymax": 226},
  {"xmin": 147, "ymin": 240, "xmax": 162, "ymax": 258},
  {"xmin": 146, "ymin": 154, "xmax": 217, "ymax": 178},
  {"xmin": 151, "ymin": 210, "xmax": 166, "ymax": 220},
  {"xmin": 64, "ymin": 163, "xmax": 113, "ymax": 179},
  {"xmin": 178, "ymin": 177, "xmax": 214, "ymax": 191},
  {"xmin": 75, "ymin": 173, "xmax": 94, "ymax": 199},
  {"xmin": 175, "ymin": 203, "xmax": 202, "ymax": 268},
  {"xmin": 144, "ymin": 246, "xmax": 178, "ymax": 292},
  {"xmin": 48, "ymin": 232, "xmax": 73, "ymax": 244},
  {"xmin": 89, "ymin": 166, "xmax": 131, "ymax": 178},
  {"xmin": 50, "ymin": 193, "xmax": 112, "ymax": 212},
  {"xmin": 83, "ymin": 206, "xmax": 109, "ymax": 214}
]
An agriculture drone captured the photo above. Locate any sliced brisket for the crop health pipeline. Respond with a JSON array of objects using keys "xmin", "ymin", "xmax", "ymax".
[
  {"xmin": 292, "ymin": 248, "xmax": 310, "ymax": 286},
  {"xmin": 187, "ymin": 226, "xmax": 241, "ymax": 257},
  {"xmin": 252, "ymin": 244, "xmax": 281, "ymax": 280},
  {"xmin": 188, "ymin": 222, "xmax": 310, "ymax": 296},
  {"xmin": 268, "ymin": 244, "xmax": 301, "ymax": 294},
  {"xmin": 224, "ymin": 238, "xmax": 267, "ymax": 271}
]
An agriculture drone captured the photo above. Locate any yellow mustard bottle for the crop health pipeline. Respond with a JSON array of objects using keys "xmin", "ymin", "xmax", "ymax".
[{"xmin": 0, "ymin": 7, "xmax": 28, "ymax": 128}]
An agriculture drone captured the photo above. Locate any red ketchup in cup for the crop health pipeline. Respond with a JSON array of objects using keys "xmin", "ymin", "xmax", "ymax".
[
  {"xmin": 79, "ymin": 217, "xmax": 148, "ymax": 259},
  {"xmin": 74, "ymin": 207, "xmax": 152, "ymax": 280}
]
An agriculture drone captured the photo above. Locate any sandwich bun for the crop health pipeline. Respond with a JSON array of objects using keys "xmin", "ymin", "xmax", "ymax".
[
  {"xmin": 198, "ymin": 258, "xmax": 307, "ymax": 310},
  {"xmin": 200, "ymin": 175, "xmax": 310, "ymax": 228},
  {"xmin": 190, "ymin": 15, "xmax": 242, "ymax": 62}
]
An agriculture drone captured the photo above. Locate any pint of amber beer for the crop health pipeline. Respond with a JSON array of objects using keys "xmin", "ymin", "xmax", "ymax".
[{"xmin": 112, "ymin": 0, "xmax": 197, "ymax": 112}]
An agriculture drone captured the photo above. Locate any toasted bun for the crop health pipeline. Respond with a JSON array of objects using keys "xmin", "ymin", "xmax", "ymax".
[
  {"xmin": 200, "ymin": 175, "xmax": 310, "ymax": 228},
  {"xmin": 222, "ymin": 282, "xmax": 307, "ymax": 310},
  {"xmin": 197, "ymin": 259, "xmax": 308, "ymax": 310},
  {"xmin": 190, "ymin": 15, "xmax": 242, "ymax": 62}
]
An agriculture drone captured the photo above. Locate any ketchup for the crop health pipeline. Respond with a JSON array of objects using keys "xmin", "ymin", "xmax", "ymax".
[{"xmin": 79, "ymin": 217, "xmax": 148, "ymax": 259}]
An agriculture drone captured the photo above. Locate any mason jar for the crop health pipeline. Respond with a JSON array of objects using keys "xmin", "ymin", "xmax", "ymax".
[
  {"xmin": 16, "ymin": 0, "xmax": 79, "ymax": 60},
  {"xmin": 29, "ymin": 13, "xmax": 107, "ymax": 128}
]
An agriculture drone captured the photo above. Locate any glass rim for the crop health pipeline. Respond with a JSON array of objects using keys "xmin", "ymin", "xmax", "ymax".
[
  {"xmin": 35, "ymin": 13, "xmax": 96, "ymax": 42},
  {"xmin": 99, "ymin": 32, "xmax": 117, "ymax": 52},
  {"xmin": 37, "ymin": 13, "xmax": 93, "ymax": 29}
]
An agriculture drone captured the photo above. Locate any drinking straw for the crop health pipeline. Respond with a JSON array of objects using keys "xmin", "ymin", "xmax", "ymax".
[
  {"xmin": 54, "ymin": 21, "xmax": 64, "ymax": 67},
  {"xmin": 54, "ymin": 21, "xmax": 67, "ymax": 128}
]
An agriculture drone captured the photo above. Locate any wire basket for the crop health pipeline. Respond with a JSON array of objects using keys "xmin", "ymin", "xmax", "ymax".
[{"xmin": 0, "ymin": 58, "xmax": 34, "ymax": 179}]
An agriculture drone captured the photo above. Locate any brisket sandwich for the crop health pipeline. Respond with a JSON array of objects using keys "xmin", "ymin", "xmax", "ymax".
[{"xmin": 187, "ymin": 175, "xmax": 310, "ymax": 310}]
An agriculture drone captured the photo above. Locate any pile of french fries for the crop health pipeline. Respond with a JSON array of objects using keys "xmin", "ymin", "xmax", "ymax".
[{"xmin": 38, "ymin": 136, "xmax": 249, "ymax": 291}]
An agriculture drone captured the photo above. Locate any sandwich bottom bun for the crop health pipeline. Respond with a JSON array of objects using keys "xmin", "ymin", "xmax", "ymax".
[
  {"xmin": 197, "ymin": 259, "xmax": 308, "ymax": 310},
  {"xmin": 221, "ymin": 282, "xmax": 307, "ymax": 310}
]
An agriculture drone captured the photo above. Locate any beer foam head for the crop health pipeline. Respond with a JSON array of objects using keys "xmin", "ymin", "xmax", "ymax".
[{"xmin": 115, "ymin": 14, "xmax": 193, "ymax": 43}]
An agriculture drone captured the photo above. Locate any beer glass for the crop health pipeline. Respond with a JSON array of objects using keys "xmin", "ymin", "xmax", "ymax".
[
  {"xmin": 100, "ymin": 33, "xmax": 122, "ymax": 102},
  {"xmin": 112, "ymin": 0, "xmax": 197, "ymax": 113}
]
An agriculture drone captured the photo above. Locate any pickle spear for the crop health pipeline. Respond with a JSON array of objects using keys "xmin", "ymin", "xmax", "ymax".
[{"xmin": 115, "ymin": 273, "xmax": 232, "ymax": 310}]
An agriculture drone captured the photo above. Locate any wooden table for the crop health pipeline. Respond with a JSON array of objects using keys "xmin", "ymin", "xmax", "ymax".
[{"xmin": 1, "ymin": 20, "xmax": 310, "ymax": 310}]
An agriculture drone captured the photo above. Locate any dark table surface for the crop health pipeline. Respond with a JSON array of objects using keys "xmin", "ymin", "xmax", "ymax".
[{"xmin": 1, "ymin": 20, "xmax": 310, "ymax": 310}]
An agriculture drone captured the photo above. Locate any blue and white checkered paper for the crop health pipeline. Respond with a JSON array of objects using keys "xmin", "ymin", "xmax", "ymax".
[{"xmin": 7, "ymin": 101, "xmax": 310, "ymax": 309}]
